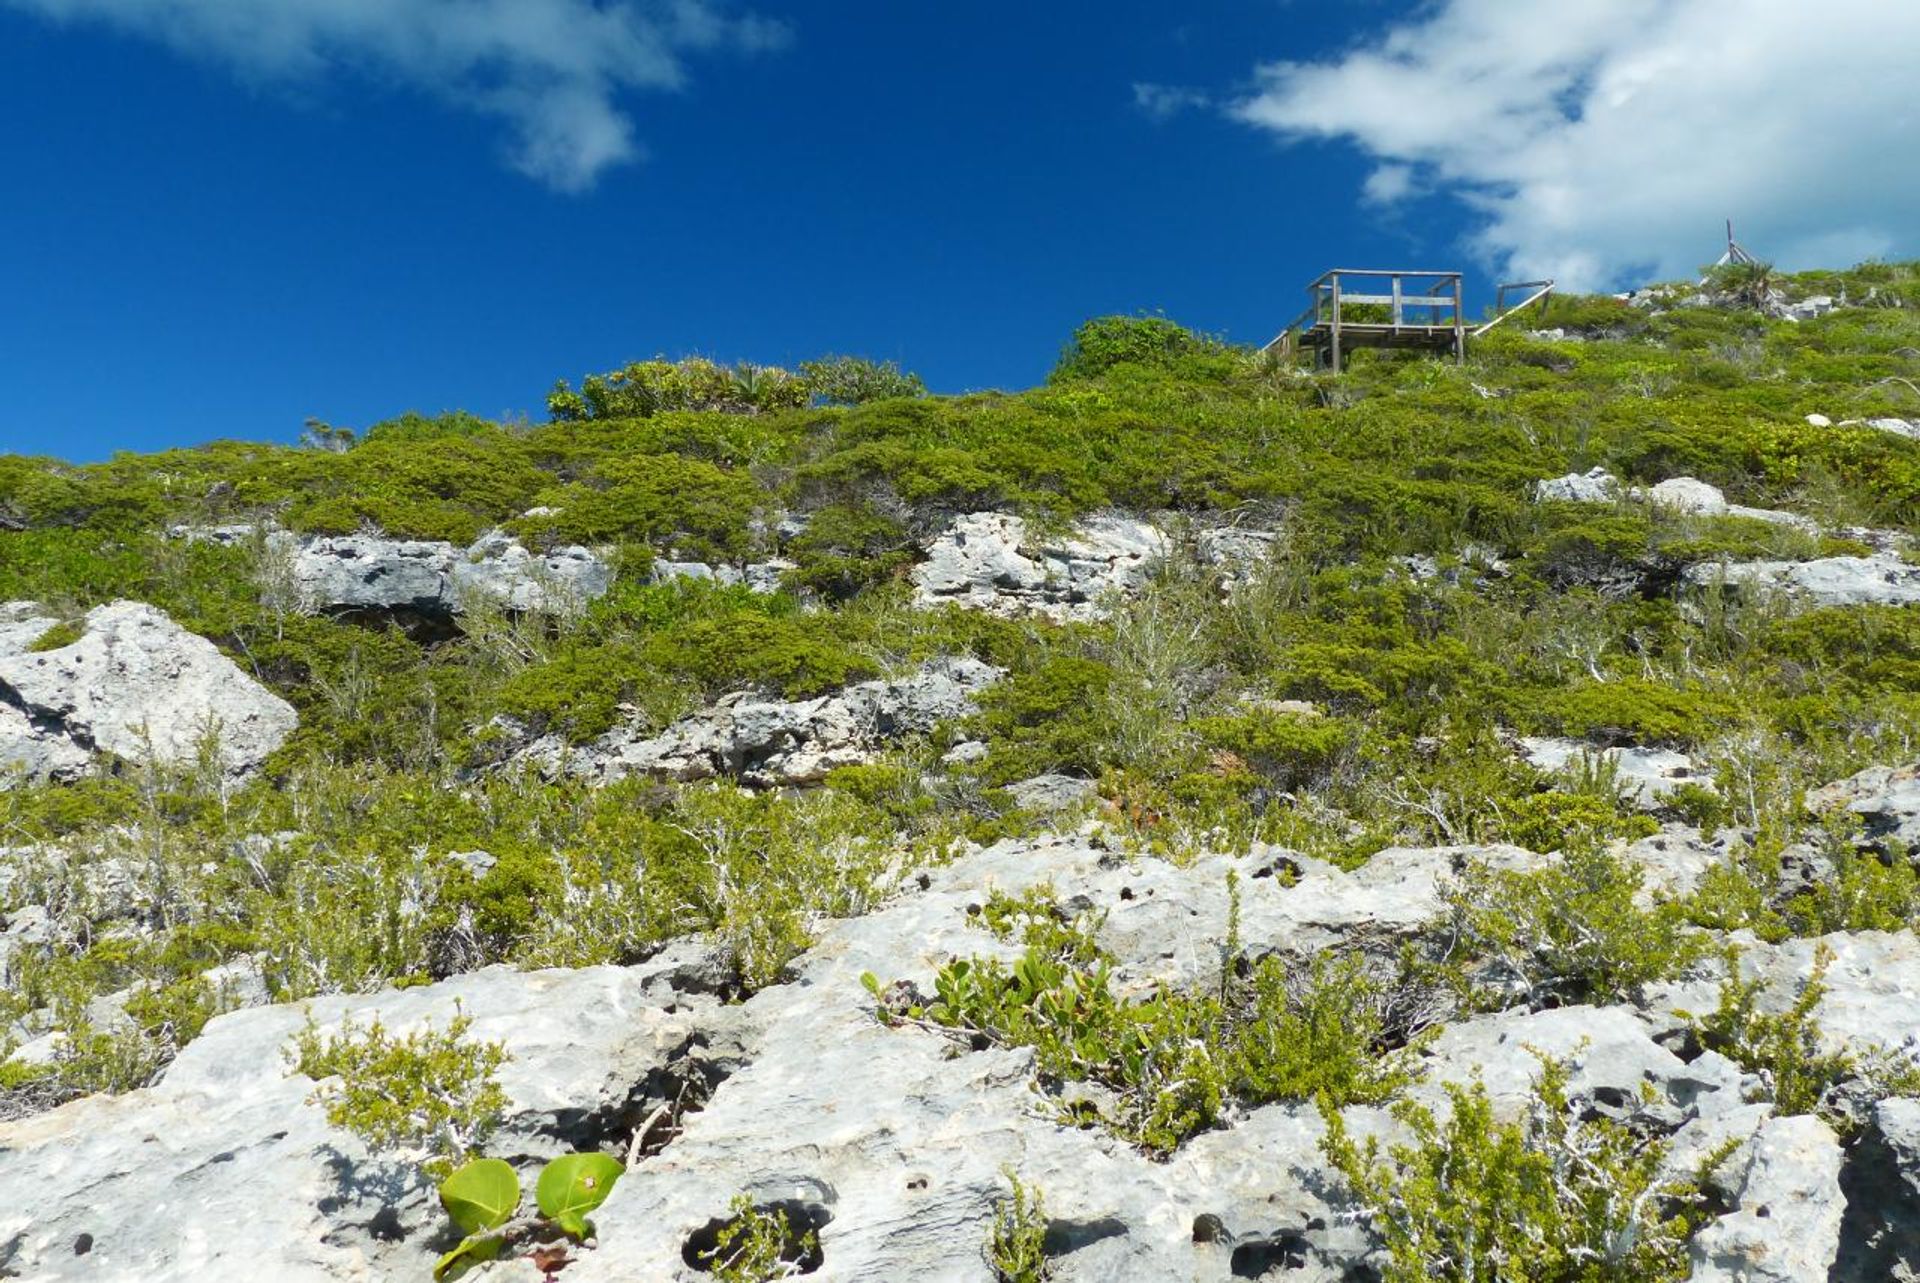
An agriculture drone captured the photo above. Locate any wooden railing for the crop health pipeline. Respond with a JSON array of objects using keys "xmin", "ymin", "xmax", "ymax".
[
  {"xmin": 1472, "ymin": 279, "xmax": 1555, "ymax": 336},
  {"xmin": 1264, "ymin": 269, "xmax": 1464, "ymax": 356},
  {"xmin": 1264, "ymin": 270, "xmax": 1557, "ymax": 359}
]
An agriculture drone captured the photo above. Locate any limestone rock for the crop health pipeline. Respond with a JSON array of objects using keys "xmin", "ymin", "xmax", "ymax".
[
  {"xmin": 277, "ymin": 532, "xmax": 456, "ymax": 612},
  {"xmin": 1684, "ymin": 553, "xmax": 1920, "ymax": 607},
  {"xmin": 0, "ymin": 960, "xmax": 739, "ymax": 1283},
  {"xmin": 522, "ymin": 657, "xmax": 1002, "ymax": 787},
  {"xmin": 451, "ymin": 530, "xmax": 614, "ymax": 612},
  {"xmin": 1533, "ymin": 467, "xmax": 1619, "ymax": 503},
  {"xmin": 1517, "ymin": 736, "xmax": 1707, "ymax": 807},
  {"xmin": 1810, "ymin": 761, "xmax": 1920, "ymax": 851},
  {"xmin": 912, "ymin": 512, "xmax": 1169, "ymax": 621},
  {"xmin": 1004, "ymin": 773, "xmax": 1097, "ymax": 814},
  {"xmin": 1867, "ymin": 417, "xmax": 1920, "ymax": 441},
  {"xmin": 276, "ymin": 531, "xmax": 612, "ymax": 614},
  {"xmin": 1644, "ymin": 476, "xmax": 1730, "ymax": 515},
  {"xmin": 0, "ymin": 601, "xmax": 295, "ymax": 782},
  {"xmin": 1690, "ymin": 1114, "xmax": 1846, "ymax": 1283}
]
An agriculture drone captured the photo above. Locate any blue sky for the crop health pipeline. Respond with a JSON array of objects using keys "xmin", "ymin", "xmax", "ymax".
[{"xmin": 2, "ymin": 0, "xmax": 1916, "ymax": 461}]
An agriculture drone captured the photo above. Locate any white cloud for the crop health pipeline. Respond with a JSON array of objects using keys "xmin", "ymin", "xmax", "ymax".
[
  {"xmin": 1230, "ymin": 0, "xmax": 1920, "ymax": 289},
  {"xmin": 1132, "ymin": 82, "xmax": 1211, "ymax": 122},
  {"xmin": 3, "ymin": 0, "xmax": 789, "ymax": 191},
  {"xmin": 1360, "ymin": 162, "xmax": 1415, "ymax": 206}
]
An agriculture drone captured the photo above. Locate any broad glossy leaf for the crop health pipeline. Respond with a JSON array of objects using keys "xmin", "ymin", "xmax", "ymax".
[
  {"xmin": 440, "ymin": 1158, "xmax": 520, "ymax": 1235},
  {"xmin": 535, "ymin": 1152, "xmax": 625, "ymax": 1223}
]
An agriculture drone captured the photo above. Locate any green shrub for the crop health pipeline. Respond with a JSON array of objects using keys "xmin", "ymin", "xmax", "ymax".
[
  {"xmin": 1536, "ymin": 679, "xmax": 1744, "ymax": 747},
  {"xmin": 1682, "ymin": 943, "xmax": 1920, "ymax": 1124},
  {"xmin": 1321, "ymin": 1053, "xmax": 1714, "ymax": 1283},
  {"xmin": 799, "ymin": 355, "xmax": 927, "ymax": 406},
  {"xmin": 970, "ymin": 655, "xmax": 1118, "ymax": 783},
  {"xmin": 784, "ymin": 502, "xmax": 916, "ymax": 600},
  {"xmin": 290, "ymin": 1008, "xmax": 508, "ymax": 1178},
  {"xmin": 697, "ymin": 1194, "xmax": 821, "ymax": 1282},
  {"xmin": 1050, "ymin": 315, "xmax": 1239, "ymax": 383},
  {"xmin": 1191, "ymin": 711, "xmax": 1349, "ymax": 791},
  {"xmin": 1449, "ymin": 846, "xmax": 1705, "ymax": 1007},
  {"xmin": 547, "ymin": 357, "xmax": 807, "ymax": 421},
  {"xmin": 534, "ymin": 452, "xmax": 763, "ymax": 560},
  {"xmin": 873, "ymin": 893, "xmax": 1423, "ymax": 1154},
  {"xmin": 985, "ymin": 1173, "xmax": 1052, "ymax": 1282}
]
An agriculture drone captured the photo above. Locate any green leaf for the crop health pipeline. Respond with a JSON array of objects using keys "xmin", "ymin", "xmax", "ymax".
[
  {"xmin": 535, "ymin": 1152, "xmax": 625, "ymax": 1224},
  {"xmin": 552, "ymin": 1210, "xmax": 592, "ymax": 1240},
  {"xmin": 434, "ymin": 1232, "xmax": 506, "ymax": 1283},
  {"xmin": 439, "ymin": 1158, "xmax": 520, "ymax": 1235}
]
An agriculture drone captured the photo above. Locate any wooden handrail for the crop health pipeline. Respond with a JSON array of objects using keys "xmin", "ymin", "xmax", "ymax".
[{"xmin": 1471, "ymin": 279, "xmax": 1555, "ymax": 337}]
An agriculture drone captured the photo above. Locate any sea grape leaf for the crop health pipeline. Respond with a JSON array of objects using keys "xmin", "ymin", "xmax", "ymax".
[
  {"xmin": 440, "ymin": 1158, "xmax": 520, "ymax": 1235},
  {"xmin": 535, "ymin": 1152, "xmax": 625, "ymax": 1226}
]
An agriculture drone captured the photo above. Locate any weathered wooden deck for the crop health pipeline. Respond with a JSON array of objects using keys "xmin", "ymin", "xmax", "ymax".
[{"xmin": 1265, "ymin": 269, "xmax": 1552, "ymax": 372}]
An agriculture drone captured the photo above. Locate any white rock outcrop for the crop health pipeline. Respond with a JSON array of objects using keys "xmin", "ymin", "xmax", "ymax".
[
  {"xmin": 1690, "ymin": 1114, "xmax": 1847, "ymax": 1283},
  {"xmin": 1810, "ymin": 761, "xmax": 1920, "ymax": 851},
  {"xmin": 0, "ymin": 959, "xmax": 740, "ymax": 1282},
  {"xmin": 273, "ymin": 531, "xmax": 612, "ymax": 615},
  {"xmin": 1518, "ymin": 736, "xmax": 1707, "ymax": 806},
  {"xmin": 515, "ymin": 657, "xmax": 1002, "ymax": 787},
  {"xmin": 0, "ymin": 601, "xmax": 295, "ymax": 782},
  {"xmin": 912, "ymin": 512, "xmax": 1170, "ymax": 621},
  {"xmin": 1532, "ymin": 467, "xmax": 1621, "ymax": 503},
  {"xmin": 1683, "ymin": 553, "xmax": 1920, "ymax": 607}
]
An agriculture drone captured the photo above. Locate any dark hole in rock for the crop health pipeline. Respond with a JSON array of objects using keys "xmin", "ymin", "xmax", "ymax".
[
  {"xmin": 1251, "ymin": 856, "xmax": 1303, "ymax": 882},
  {"xmin": 969, "ymin": 1032, "xmax": 992, "ymax": 1052},
  {"xmin": 209, "ymin": 1150, "xmax": 236, "ymax": 1164},
  {"xmin": 1230, "ymin": 1231, "xmax": 1312, "ymax": 1277},
  {"xmin": 916, "ymin": 872, "xmax": 932, "ymax": 890},
  {"xmin": 1832, "ymin": 1115, "xmax": 1920, "ymax": 1282},
  {"xmin": 682, "ymin": 1200, "xmax": 833, "ymax": 1275},
  {"xmin": 72, "ymin": 1235, "xmax": 92, "ymax": 1256},
  {"xmin": 906, "ymin": 1175, "xmax": 928, "ymax": 1192},
  {"xmin": 1192, "ymin": 1213, "xmax": 1229, "ymax": 1244},
  {"xmin": 540, "ymin": 1034, "xmax": 734, "ymax": 1162},
  {"xmin": 1042, "ymin": 1217, "xmax": 1127, "ymax": 1255},
  {"xmin": 1119, "ymin": 886, "xmax": 1134, "ymax": 901}
]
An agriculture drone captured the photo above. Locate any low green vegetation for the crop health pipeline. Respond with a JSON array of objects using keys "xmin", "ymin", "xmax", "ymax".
[
  {"xmin": 984, "ymin": 1173, "xmax": 1052, "ymax": 1283},
  {"xmin": 868, "ymin": 889, "xmax": 1426, "ymax": 1154},
  {"xmin": 7, "ymin": 264, "xmax": 1920, "ymax": 1273},
  {"xmin": 433, "ymin": 1152, "xmax": 625, "ymax": 1281},
  {"xmin": 696, "ymin": 1195, "xmax": 821, "ymax": 1282},
  {"xmin": 1321, "ymin": 1053, "xmax": 1724, "ymax": 1283},
  {"xmin": 290, "ymin": 1008, "xmax": 508, "ymax": 1178}
]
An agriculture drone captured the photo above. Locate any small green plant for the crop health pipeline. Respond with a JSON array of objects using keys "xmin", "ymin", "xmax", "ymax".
[
  {"xmin": 1322, "ymin": 1052, "xmax": 1718, "ymax": 1282},
  {"xmin": 984, "ymin": 1172, "xmax": 1051, "ymax": 1282},
  {"xmin": 25, "ymin": 618, "xmax": 84, "ymax": 652},
  {"xmin": 289, "ymin": 1008, "xmax": 507, "ymax": 1178},
  {"xmin": 1450, "ymin": 846, "xmax": 1706, "ymax": 1007},
  {"xmin": 1679, "ymin": 943, "xmax": 1920, "ymax": 1124},
  {"xmin": 868, "ymin": 891, "xmax": 1424, "ymax": 1154},
  {"xmin": 698, "ymin": 1194, "xmax": 820, "ymax": 1281},
  {"xmin": 434, "ymin": 1151, "xmax": 626, "ymax": 1281}
]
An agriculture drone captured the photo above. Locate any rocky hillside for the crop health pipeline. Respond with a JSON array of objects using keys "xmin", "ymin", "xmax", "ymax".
[{"xmin": 5, "ymin": 264, "xmax": 1920, "ymax": 1281}]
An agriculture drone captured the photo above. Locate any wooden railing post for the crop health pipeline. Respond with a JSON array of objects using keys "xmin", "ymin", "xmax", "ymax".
[
  {"xmin": 1329, "ymin": 273, "xmax": 1343, "ymax": 373},
  {"xmin": 1452, "ymin": 274, "xmax": 1465, "ymax": 363}
]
